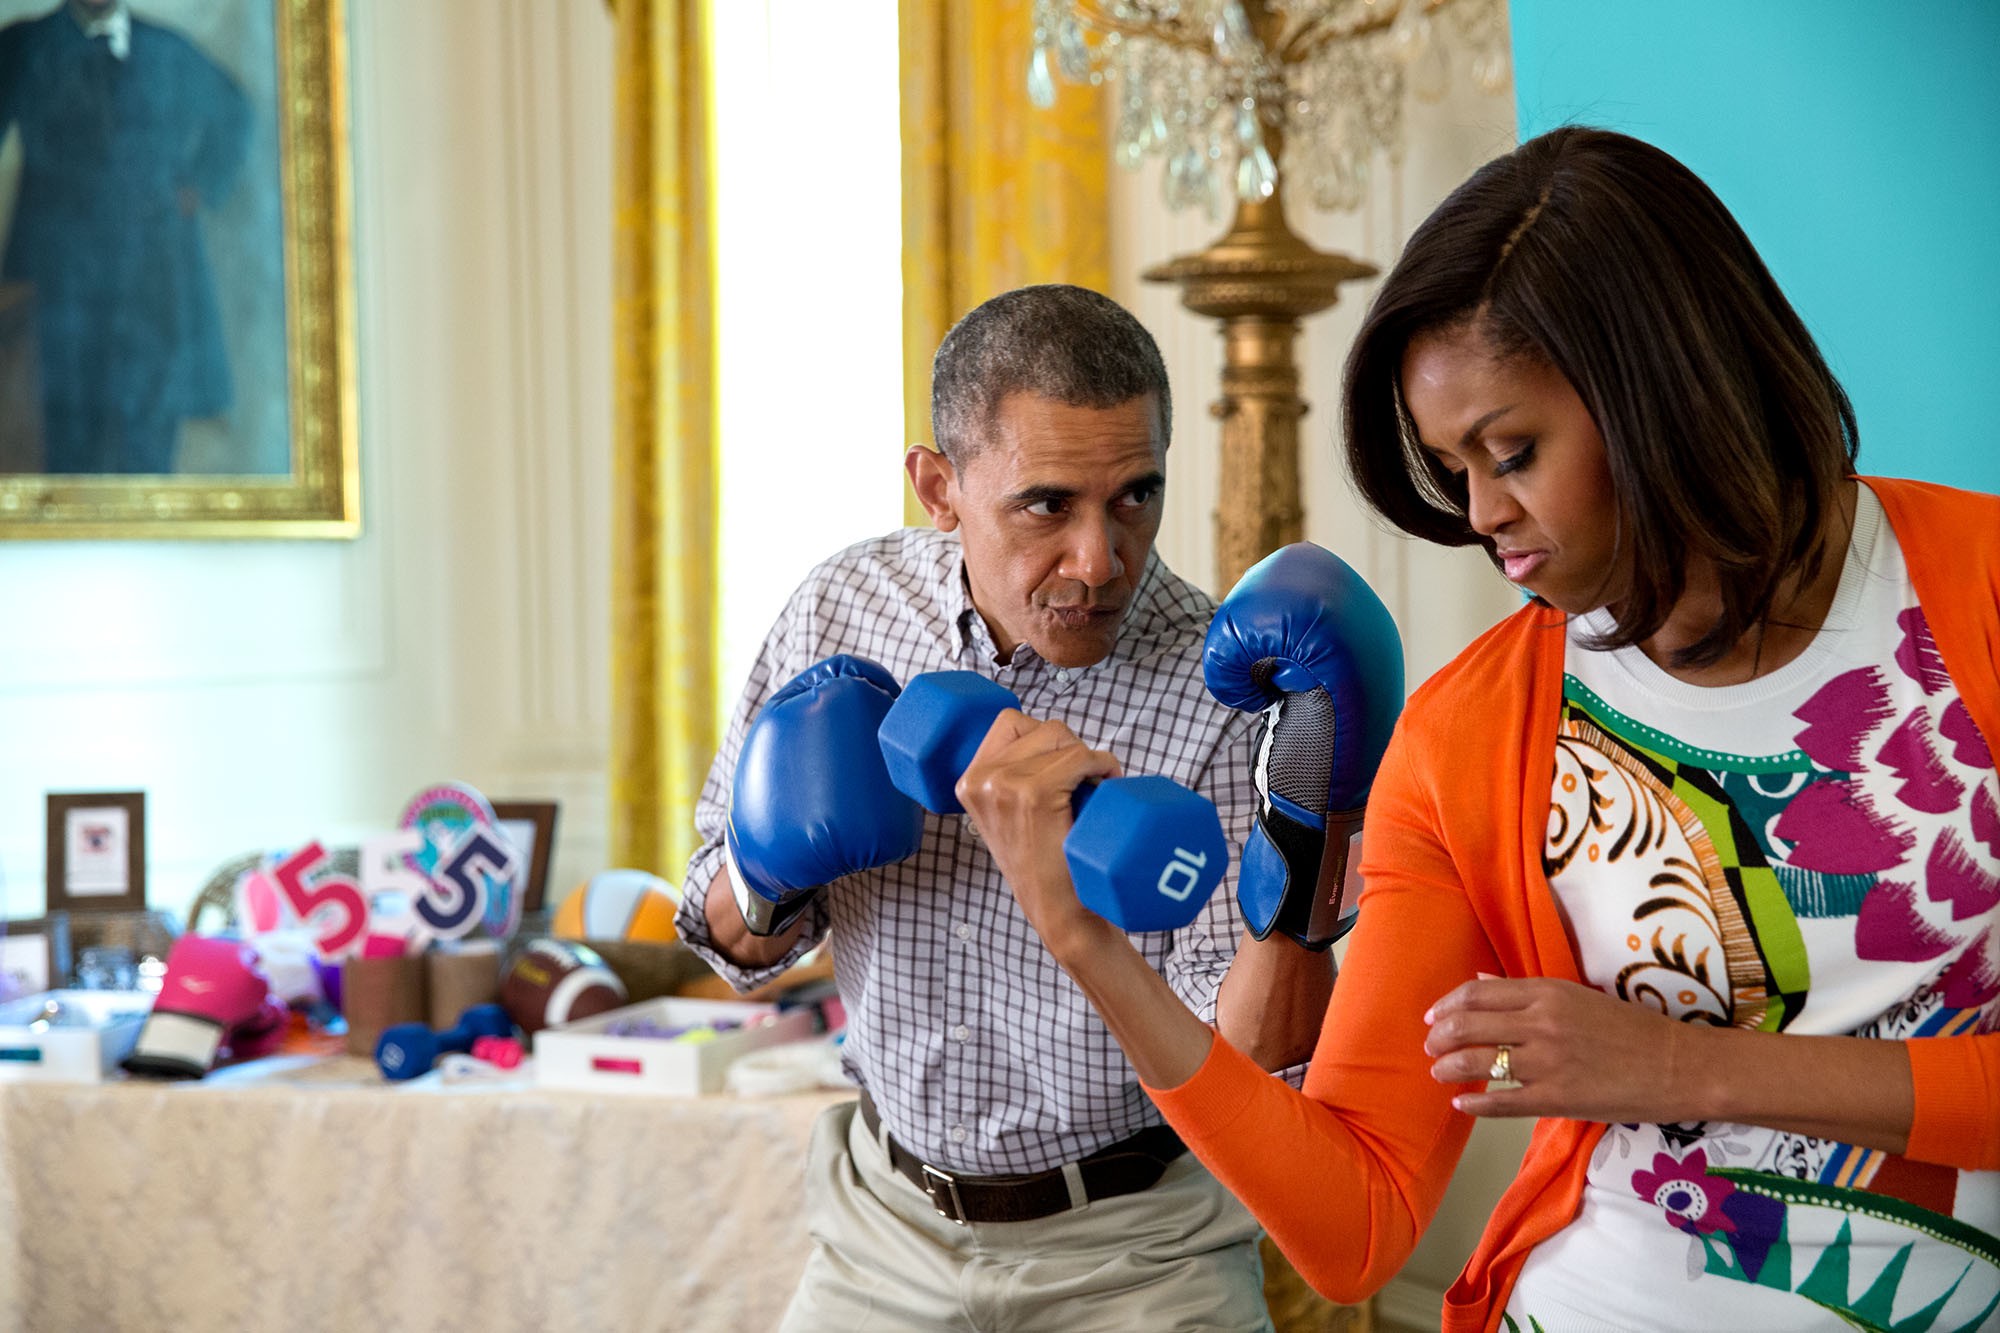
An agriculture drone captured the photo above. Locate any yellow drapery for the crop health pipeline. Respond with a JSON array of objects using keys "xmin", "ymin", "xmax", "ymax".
[
  {"xmin": 608, "ymin": 0, "xmax": 718, "ymax": 896},
  {"xmin": 899, "ymin": 0, "xmax": 1110, "ymax": 524}
]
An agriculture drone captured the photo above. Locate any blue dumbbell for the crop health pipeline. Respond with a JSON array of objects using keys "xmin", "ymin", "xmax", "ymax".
[
  {"xmin": 878, "ymin": 672, "xmax": 1229, "ymax": 932},
  {"xmin": 375, "ymin": 1003, "xmax": 516, "ymax": 1082}
]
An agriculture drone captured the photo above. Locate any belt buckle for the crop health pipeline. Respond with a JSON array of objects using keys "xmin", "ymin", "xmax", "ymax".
[{"xmin": 921, "ymin": 1163, "xmax": 968, "ymax": 1226}]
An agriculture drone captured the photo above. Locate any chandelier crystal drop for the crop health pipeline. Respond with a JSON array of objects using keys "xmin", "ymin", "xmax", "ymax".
[{"xmin": 1029, "ymin": 0, "xmax": 1511, "ymax": 217}]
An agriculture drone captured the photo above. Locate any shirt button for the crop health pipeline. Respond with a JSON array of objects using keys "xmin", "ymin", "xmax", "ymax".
[
  {"xmin": 1055, "ymin": 667, "xmax": 1071, "ymax": 682},
  {"xmin": 950, "ymin": 1125, "xmax": 969, "ymax": 1144},
  {"xmin": 955, "ymin": 923, "xmax": 972, "ymax": 941},
  {"xmin": 951, "ymin": 1024, "xmax": 970, "ymax": 1042}
]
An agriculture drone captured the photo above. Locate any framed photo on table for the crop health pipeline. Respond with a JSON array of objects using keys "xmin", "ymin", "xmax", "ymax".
[
  {"xmin": 45, "ymin": 791, "xmax": 147, "ymax": 914},
  {"xmin": 0, "ymin": 914, "xmax": 69, "ymax": 998},
  {"xmin": 492, "ymin": 800, "xmax": 559, "ymax": 914}
]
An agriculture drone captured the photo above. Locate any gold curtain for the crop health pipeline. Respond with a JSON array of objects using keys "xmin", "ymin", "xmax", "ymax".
[
  {"xmin": 899, "ymin": 0, "xmax": 1110, "ymax": 523},
  {"xmin": 608, "ymin": 0, "xmax": 718, "ymax": 896}
]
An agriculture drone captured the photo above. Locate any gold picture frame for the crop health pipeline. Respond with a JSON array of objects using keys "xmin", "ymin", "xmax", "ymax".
[{"xmin": 0, "ymin": 0, "xmax": 356, "ymax": 538}]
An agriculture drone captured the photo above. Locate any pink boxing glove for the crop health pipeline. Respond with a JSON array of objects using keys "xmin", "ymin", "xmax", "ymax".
[
  {"xmin": 224, "ymin": 994, "xmax": 292, "ymax": 1064},
  {"xmin": 124, "ymin": 936, "xmax": 282, "ymax": 1079}
]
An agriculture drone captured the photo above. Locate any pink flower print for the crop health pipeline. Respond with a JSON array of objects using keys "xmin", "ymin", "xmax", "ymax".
[
  {"xmin": 1939, "ymin": 697, "xmax": 1994, "ymax": 771},
  {"xmin": 1927, "ymin": 828, "xmax": 2000, "ymax": 921},
  {"xmin": 1776, "ymin": 779, "xmax": 1916, "ymax": 874},
  {"xmin": 1632, "ymin": 1148, "xmax": 1738, "ymax": 1236},
  {"xmin": 1856, "ymin": 879, "xmax": 1958, "ymax": 962},
  {"xmin": 1935, "ymin": 927, "xmax": 1999, "ymax": 1010},
  {"xmin": 1794, "ymin": 667, "xmax": 1895, "ymax": 771},
  {"xmin": 1974, "ymin": 785, "xmax": 2000, "ymax": 861},
  {"xmin": 1876, "ymin": 708, "xmax": 1966, "ymax": 814},
  {"xmin": 1894, "ymin": 608, "xmax": 1952, "ymax": 694}
]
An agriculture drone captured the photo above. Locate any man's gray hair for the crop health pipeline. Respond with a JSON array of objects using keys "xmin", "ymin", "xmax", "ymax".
[{"xmin": 929, "ymin": 285, "xmax": 1172, "ymax": 464}]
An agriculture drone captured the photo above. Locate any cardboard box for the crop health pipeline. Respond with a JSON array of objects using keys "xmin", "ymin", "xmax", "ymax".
[
  {"xmin": 533, "ymin": 995, "xmax": 815, "ymax": 1096},
  {"xmin": 0, "ymin": 989, "xmax": 151, "ymax": 1083}
]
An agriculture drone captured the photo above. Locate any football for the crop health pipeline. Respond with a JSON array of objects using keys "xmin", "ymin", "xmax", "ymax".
[{"xmin": 499, "ymin": 938, "xmax": 627, "ymax": 1035}]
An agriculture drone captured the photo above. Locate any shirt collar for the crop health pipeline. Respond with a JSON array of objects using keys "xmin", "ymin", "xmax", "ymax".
[
  {"xmin": 71, "ymin": 2, "xmax": 131, "ymax": 59},
  {"xmin": 942, "ymin": 542, "xmax": 995, "ymax": 666}
]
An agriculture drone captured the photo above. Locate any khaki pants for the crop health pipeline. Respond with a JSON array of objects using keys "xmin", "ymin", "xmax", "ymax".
[{"xmin": 779, "ymin": 1100, "xmax": 1274, "ymax": 1333}]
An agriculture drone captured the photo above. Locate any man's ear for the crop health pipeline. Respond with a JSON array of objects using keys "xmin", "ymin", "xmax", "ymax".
[{"xmin": 905, "ymin": 444, "xmax": 960, "ymax": 532}]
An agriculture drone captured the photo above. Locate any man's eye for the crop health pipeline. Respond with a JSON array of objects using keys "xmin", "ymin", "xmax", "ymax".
[
  {"xmin": 1117, "ymin": 485, "xmax": 1159, "ymax": 509},
  {"xmin": 1024, "ymin": 498, "xmax": 1064, "ymax": 517}
]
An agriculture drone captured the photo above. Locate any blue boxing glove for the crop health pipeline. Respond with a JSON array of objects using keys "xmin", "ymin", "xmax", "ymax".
[
  {"xmin": 724, "ymin": 655, "xmax": 927, "ymax": 935},
  {"xmin": 1203, "ymin": 544, "xmax": 1404, "ymax": 949}
]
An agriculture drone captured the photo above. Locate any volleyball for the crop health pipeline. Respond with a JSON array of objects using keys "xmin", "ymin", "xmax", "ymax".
[{"xmin": 552, "ymin": 869, "xmax": 681, "ymax": 944}]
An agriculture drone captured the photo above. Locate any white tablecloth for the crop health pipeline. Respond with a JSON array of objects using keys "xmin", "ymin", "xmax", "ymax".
[{"xmin": 0, "ymin": 1055, "xmax": 848, "ymax": 1332}]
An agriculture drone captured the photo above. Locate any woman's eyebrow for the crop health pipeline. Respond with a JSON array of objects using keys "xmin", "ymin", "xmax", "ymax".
[
  {"xmin": 1455, "ymin": 406, "xmax": 1514, "ymax": 450},
  {"xmin": 1415, "ymin": 406, "xmax": 1513, "ymax": 458}
]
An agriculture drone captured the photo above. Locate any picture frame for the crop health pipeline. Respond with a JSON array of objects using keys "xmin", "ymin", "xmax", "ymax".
[
  {"xmin": 45, "ymin": 791, "xmax": 147, "ymax": 915},
  {"xmin": 0, "ymin": 0, "xmax": 357, "ymax": 538},
  {"xmin": 0, "ymin": 913, "xmax": 69, "ymax": 997},
  {"xmin": 492, "ymin": 800, "xmax": 559, "ymax": 914}
]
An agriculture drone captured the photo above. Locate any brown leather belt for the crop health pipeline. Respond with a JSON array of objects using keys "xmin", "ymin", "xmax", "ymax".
[{"xmin": 857, "ymin": 1092, "xmax": 1185, "ymax": 1225}]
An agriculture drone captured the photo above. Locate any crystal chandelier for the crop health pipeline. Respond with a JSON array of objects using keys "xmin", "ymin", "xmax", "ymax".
[
  {"xmin": 1029, "ymin": 0, "xmax": 1511, "ymax": 218},
  {"xmin": 1023, "ymin": 1, "xmax": 1512, "ymax": 593}
]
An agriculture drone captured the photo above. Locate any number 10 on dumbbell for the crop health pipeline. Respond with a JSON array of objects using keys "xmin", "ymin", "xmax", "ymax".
[{"xmin": 878, "ymin": 672, "xmax": 1228, "ymax": 932}]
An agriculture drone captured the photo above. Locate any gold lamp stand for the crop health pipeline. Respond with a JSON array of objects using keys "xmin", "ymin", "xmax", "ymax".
[
  {"xmin": 1152, "ymin": 190, "xmax": 1383, "ymax": 1329},
  {"xmin": 1143, "ymin": 126, "xmax": 1376, "ymax": 593}
]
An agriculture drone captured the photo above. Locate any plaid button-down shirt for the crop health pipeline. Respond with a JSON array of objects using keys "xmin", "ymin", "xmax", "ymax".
[{"xmin": 676, "ymin": 527, "xmax": 1258, "ymax": 1175}]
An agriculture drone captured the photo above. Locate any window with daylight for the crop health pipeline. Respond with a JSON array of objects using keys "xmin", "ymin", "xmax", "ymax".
[{"xmin": 712, "ymin": 1, "xmax": 906, "ymax": 718}]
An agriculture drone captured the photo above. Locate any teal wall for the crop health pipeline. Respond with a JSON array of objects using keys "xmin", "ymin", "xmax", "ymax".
[{"xmin": 1510, "ymin": 1, "xmax": 2000, "ymax": 492}]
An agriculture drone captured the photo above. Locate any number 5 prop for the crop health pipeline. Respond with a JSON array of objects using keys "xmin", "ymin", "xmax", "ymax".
[{"xmin": 269, "ymin": 841, "xmax": 369, "ymax": 960}]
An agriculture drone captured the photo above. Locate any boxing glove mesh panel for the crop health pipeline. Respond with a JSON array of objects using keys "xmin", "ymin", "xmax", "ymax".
[{"xmin": 1265, "ymin": 686, "xmax": 1335, "ymax": 817}]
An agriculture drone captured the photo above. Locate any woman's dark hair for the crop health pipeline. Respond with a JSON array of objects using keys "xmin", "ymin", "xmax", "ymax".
[{"xmin": 1343, "ymin": 126, "xmax": 1859, "ymax": 668}]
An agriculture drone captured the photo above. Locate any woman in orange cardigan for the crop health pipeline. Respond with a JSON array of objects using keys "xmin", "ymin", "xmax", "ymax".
[{"xmin": 959, "ymin": 126, "xmax": 1999, "ymax": 1332}]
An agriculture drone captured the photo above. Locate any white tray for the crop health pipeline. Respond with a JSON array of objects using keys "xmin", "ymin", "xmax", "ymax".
[
  {"xmin": 0, "ymin": 989, "xmax": 152, "ymax": 1083},
  {"xmin": 533, "ymin": 995, "xmax": 816, "ymax": 1096}
]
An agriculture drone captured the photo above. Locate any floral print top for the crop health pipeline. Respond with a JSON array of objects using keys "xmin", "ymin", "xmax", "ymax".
[{"xmin": 1504, "ymin": 489, "xmax": 2000, "ymax": 1332}]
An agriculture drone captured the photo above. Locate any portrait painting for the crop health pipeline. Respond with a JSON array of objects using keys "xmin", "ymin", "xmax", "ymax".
[{"xmin": 0, "ymin": 0, "xmax": 354, "ymax": 537}]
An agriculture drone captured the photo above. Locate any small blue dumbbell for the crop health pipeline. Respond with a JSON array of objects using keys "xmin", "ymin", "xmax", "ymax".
[
  {"xmin": 375, "ymin": 1003, "xmax": 516, "ymax": 1082},
  {"xmin": 878, "ymin": 672, "xmax": 1229, "ymax": 932}
]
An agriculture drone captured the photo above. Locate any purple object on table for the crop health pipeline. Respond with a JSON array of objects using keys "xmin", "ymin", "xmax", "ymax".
[
  {"xmin": 313, "ymin": 956, "xmax": 344, "ymax": 1014},
  {"xmin": 602, "ymin": 1016, "xmax": 744, "ymax": 1041}
]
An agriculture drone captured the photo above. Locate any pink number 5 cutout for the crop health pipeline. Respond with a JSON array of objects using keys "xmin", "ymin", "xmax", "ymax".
[{"xmin": 271, "ymin": 841, "xmax": 369, "ymax": 960}]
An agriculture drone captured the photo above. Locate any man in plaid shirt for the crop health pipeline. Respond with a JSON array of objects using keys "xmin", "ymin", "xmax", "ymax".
[{"xmin": 675, "ymin": 285, "xmax": 1331, "ymax": 1331}]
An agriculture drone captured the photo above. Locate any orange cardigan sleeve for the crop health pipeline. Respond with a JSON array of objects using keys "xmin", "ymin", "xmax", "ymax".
[
  {"xmin": 1869, "ymin": 477, "xmax": 2000, "ymax": 1173},
  {"xmin": 1145, "ymin": 734, "xmax": 1503, "ymax": 1303},
  {"xmin": 1906, "ymin": 1036, "xmax": 2000, "ymax": 1170}
]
